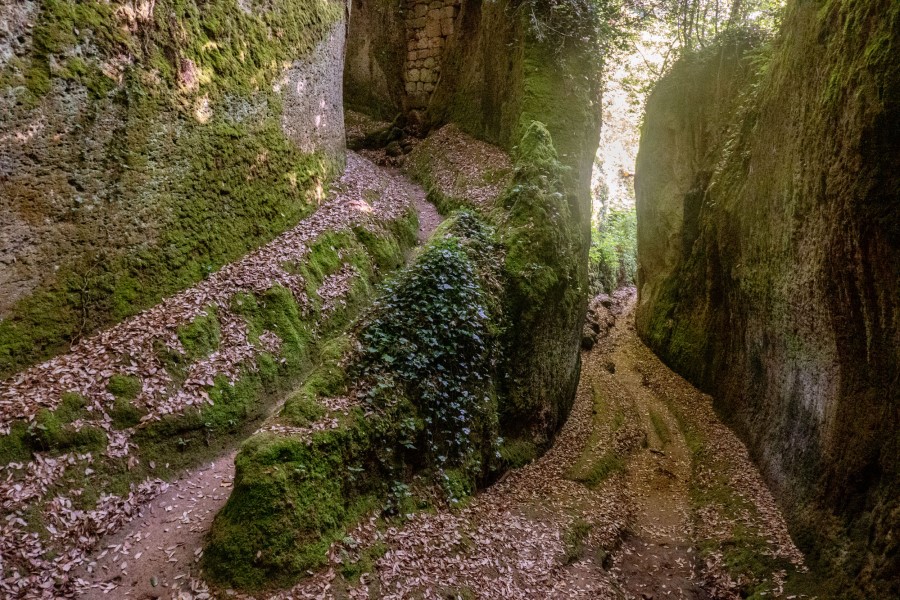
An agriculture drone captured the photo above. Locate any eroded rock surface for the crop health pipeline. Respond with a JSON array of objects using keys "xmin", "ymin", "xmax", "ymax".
[{"xmin": 635, "ymin": 1, "xmax": 899, "ymax": 594}]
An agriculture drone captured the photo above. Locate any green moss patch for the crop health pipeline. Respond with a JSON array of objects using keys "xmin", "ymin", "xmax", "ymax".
[
  {"xmin": 204, "ymin": 409, "xmax": 402, "ymax": 589},
  {"xmin": 562, "ymin": 517, "xmax": 593, "ymax": 565},
  {"xmin": 28, "ymin": 408, "xmax": 108, "ymax": 454},
  {"xmin": 176, "ymin": 308, "xmax": 222, "ymax": 361}
]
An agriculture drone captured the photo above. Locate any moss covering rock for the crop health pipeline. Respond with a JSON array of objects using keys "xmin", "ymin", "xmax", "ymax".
[
  {"xmin": 204, "ymin": 212, "xmax": 505, "ymax": 589},
  {"xmin": 635, "ymin": 1, "xmax": 900, "ymax": 595},
  {"xmin": 206, "ymin": 108, "xmax": 603, "ymax": 589},
  {"xmin": 0, "ymin": 0, "xmax": 348, "ymax": 379}
]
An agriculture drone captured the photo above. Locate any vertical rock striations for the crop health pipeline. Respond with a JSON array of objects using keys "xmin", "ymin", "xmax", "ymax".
[{"xmin": 635, "ymin": 1, "xmax": 899, "ymax": 595}]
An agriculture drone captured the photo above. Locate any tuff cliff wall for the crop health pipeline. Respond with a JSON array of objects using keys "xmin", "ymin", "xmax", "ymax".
[
  {"xmin": 635, "ymin": 1, "xmax": 899, "ymax": 595},
  {"xmin": 0, "ymin": 0, "xmax": 349, "ymax": 380}
]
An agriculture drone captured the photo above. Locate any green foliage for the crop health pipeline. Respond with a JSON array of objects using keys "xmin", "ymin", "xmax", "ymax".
[
  {"xmin": 521, "ymin": 0, "xmax": 632, "ymax": 56},
  {"xmin": 0, "ymin": 198, "xmax": 418, "ymax": 574},
  {"xmin": 203, "ymin": 212, "xmax": 509, "ymax": 590},
  {"xmin": 641, "ymin": 0, "xmax": 785, "ymax": 54},
  {"xmin": 589, "ymin": 206, "xmax": 637, "ymax": 294},
  {"xmin": 355, "ymin": 213, "xmax": 503, "ymax": 475}
]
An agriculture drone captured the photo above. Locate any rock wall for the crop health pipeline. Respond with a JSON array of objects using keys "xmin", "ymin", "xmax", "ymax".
[
  {"xmin": 345, "ymin": 0, "xmax": 462, "ymax": 113},
  {"xmin": 344, "ymin": 0, "xmax": 406, "ymax": 118},
  {"xmin": 0, "ymin": 0, "xmax": 348, "ymax": 380},
  {"xmin": 280, "ymin": 21, "xmax": 347, "ymax": 159},
  {"xmin": 635, "ymin": 1, "xmax": 899, "ymax": 595},
  {"xmin": 403, "ymin": 0, "xmax": 460, "ymax": 105}
]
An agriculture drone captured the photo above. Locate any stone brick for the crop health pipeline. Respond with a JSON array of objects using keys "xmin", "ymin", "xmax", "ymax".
[
  {"xmin": 425, "ymin": 19, "xmax": 442, "ymax": 38},
  {"xmin": 408, "ymin": 68, "xmax": 421, "ymax": 82},
  {"xmin": 429, "ymin": 1, "xmax": 442, "ymax": 9},
  {"xmin": 441, "ymin": 18, "xmax": 454, "ymax": 36},
  {"xmin": 443, "ymin": 5, "xmax": 455, "ymax": 18},
  {"xmin": 414, "ymin": 3, "xmax": 428, "ymax": 18},
  {"xmin": 423, "ymin": 56, "xmax": 436, "ymax": 68},
  {"xmin": 423, "ymin": 82, "xmax": 435, "ymax": 92},
  {"xmin": 405, "ymin": 81, "xmax": 417, "ymax": 94}
]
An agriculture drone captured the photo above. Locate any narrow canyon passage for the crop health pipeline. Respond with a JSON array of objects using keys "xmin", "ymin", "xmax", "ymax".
[
  {"xmin": 75, "ymin": 290, "xmax": 806, "ymax": 599},
  {"xmin": 2, "ymin": 2, "xmax": 895, "ymax": 598}
]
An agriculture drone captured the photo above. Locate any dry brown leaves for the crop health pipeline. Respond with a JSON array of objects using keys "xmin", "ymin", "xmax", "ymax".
[
  {"xmin": 0, "ymin": 153, "xmax": 424, "ymax": 599},
  {"xmin": 406, "ymin": 124, "xmax": 513, "ymax": 210}
]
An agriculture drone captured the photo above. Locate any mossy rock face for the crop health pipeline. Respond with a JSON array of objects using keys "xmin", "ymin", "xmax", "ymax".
[
  {"xmin": 28, "ymin": 407, "xmax": 108, "ymax": 453},
  {"xmin": 204, "ymin": 420, "xmax": 385, "ymax": 589},
  {"xmin": 0, "ymin": 0, "xmax": 347, "ymax": 379},
  {"xmin": 205, "ymin": 212, "xmax": 505, "ymax": 590},
  {"xmin": 636, "ymin": 1, "xmax": 900, "ymax": 594},
  {"xmin": 495, "ymin": 122, "xmax": 586, "ymax": 447},
  {"xmin": 0, "ymin": 195, "xmax": 417, "ymax": 587}
]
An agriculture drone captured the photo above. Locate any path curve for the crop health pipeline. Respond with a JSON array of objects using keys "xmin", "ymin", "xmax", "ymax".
[{"xmin": 72, "ymin": 157, "xmax": 442, "ymax": 599}]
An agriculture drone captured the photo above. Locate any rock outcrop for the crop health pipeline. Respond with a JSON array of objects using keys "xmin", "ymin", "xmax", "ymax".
[
  {"xmin": 0, "ymin": 0, "xmax": 349, "ymax": 379},
  {"xmin": 635, "ymin": 1, "xmax": 899, "ymax": 595}
]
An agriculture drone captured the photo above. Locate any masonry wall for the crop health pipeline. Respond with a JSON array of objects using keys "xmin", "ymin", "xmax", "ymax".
[{"xmin": 403, "ymin": 0, "xmax": 460, "ymax": 106}]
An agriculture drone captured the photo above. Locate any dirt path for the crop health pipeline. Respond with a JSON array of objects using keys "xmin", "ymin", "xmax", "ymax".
[
  {"xmin": 413, "ymin": 188, "xmax": 443, "ymax": 243},
  {"xmin": 75, "ymin": 454, "xmax": 233, "ymax": 599},
  {"xmin": 71, "ymin": 161, "xmax": 443, "ymax": 600},
  {"xmin": 604, "ymin": 325, "xmax": 703, "ymax": 599}
]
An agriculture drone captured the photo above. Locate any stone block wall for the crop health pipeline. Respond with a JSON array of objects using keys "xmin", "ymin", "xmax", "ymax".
[{"xmin": 404, "ymin": 0, "xmax": 461, "ymax": 106}]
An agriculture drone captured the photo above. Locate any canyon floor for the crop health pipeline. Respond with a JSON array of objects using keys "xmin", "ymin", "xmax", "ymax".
[
  {"xmin": 76, "ymin": 289, "xmax": 811, "ymax": 599},
  {"xmin": 4, "ymin": 147, "xmax": 811, "ymax": 600}
]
